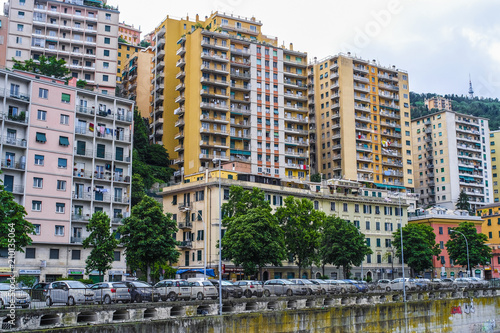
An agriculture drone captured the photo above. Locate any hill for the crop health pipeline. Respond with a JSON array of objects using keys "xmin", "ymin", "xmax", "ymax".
[{"xmin": 410, "ymin": 92, "xmax": 500, "ymax": 131}]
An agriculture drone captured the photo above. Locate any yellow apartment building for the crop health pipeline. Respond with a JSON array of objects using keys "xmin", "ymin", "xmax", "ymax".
[
  {"xmin": 477, "ymin": 203, "xmax": 500, "ymax": 279},
  {"xmin": 121, "ymin": 48, "xmax": 153, "ymax": 117},
  {"xmin": 308, "ymin": 54, "xmax": 414, "ymax": 192},
  {"xmin": 412, "ymin": 111, "xmax": 493, "ymax": 211},
  {"xmin": 117, "ymin": 42, "xmax": 143, "ymax": 84},
  {"xmin": 490, "ymin": 130, "xmax": 500, "ymax": 202},
  {"xmin": 150, "ymin": 12, "xmax": 309, "ymax": 184}
]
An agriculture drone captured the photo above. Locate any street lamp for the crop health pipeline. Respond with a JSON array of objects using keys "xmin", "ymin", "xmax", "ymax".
[
  {"xmin": 356, "ymin": 228, "xmax": 363, "ymax": 281},
  {"xmin": 196, "ymin": 211, "xmax": 207, "ymax": 279},
  {"xmin": 213, "ymin": 158, "xmax": 222, "ymax": 316},
  {"xmin": 450, "ymin": 229, "xmax": 470, "ymax": 278},
  {"xmin": 398, "ymin": 194, "xmax": 408, "ymax": 333}
]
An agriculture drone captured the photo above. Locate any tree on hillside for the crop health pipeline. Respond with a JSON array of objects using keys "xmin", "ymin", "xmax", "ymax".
[
  {"xmin": 320, "ymin": 216, "xmax": 373, "ymax": 279},
  {"xmin": 0, "ymin": 173, "xmax": 34, "ymax": 252},
  {"xmin": 82, "ymin": 212, "xmax": 118, "ymax": 283},
  {"xmin": 392, "ymin": 224, "xmax": 441, "ymax": 277},
  {"xmin": 456, "ymin": 190, "xmax": 474, "ymax": 215},
  {"xmin": 119, "ymin": 196, "xmax": 180, "ymax": 282},
  {"xmin": 12, "ymin": 55, "xmax": 70, "ymax": 79},
  {"xmin": 275, "ymin": 196, "xmax": 324, "ymax": 278},
  {"xmin": 446, "ymin": 222, "xmax": 491, "ymax": 275}
]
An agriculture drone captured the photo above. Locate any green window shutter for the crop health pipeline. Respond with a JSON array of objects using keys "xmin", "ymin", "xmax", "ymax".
[
  {"xmin": 76, "ymin": 141, "xmax": 86, "ymax": 155},
  {"xmin": 115, "ymin": 147, "xmax": 123, "ymax": 161},
  {"xmin": 36, "ymin": 132, "xmax": 46, "ymax": 143},
  {"xmin": 97, "ymin": 144, "xmax": 105, "ymax": 158},
  {"xmin": 59, "ymin": 136, "xmax": 69, "ymax": 146},
  {"xmin": 61, "ymin": 93, "xmax": 71, "ymax": 103}
]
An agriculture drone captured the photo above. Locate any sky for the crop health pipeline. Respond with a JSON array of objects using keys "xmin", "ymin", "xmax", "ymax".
[{"xmin": 116, "ymin": 0, "xmax": 500, "ymax": 99}]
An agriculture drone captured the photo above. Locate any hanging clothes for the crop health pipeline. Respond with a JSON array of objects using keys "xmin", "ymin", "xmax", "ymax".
[{"xmin": 89, "ymin": 123, "xmax": 94, "ymax": 132}]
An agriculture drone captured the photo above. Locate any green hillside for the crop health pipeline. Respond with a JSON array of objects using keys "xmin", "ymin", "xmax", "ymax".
[{"xmin": 410, "ymin": 92, "xmax": 500, "ymax": 131}]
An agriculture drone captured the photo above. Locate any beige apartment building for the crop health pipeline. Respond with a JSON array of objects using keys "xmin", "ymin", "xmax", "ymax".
[
  {"xmin": 425, "ymin": 96, "xmax": 452, "ymax": 112},
  {"xmin": 4, "ymin": 0, "xmax": 119, "ymax": 95},
  {"xmin": 307, "ymin": 54, "xmax": 414, "ymax": 192},
  {"xmin": 120, "ymin": 47, "xmax": 152, "ymax": 117}
]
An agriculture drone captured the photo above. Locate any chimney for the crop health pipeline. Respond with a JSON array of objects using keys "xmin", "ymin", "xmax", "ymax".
[
  {"xmin": 68, "ymin": 77, "xmax": 77, "ymax": 87},
  {"xmin": 289, "ymin": 43, "xmax": 293, "ymax": 51}
]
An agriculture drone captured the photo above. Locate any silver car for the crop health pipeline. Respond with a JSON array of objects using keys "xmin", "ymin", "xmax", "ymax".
[
  {"xmin": 90, "ymin": 282, "xmax": 131, "ymax": 304},
  {"xmin": 45, "ymin": 280, "xmax": 94, "ymax": 306},
  {"xmin": 188, "ymin": 280, "xmax": 219, "ymax": 300},
  {"xmin": 386, "ymin": 278, "xmax": 416, "ymax": 292},
  {"xmin": 325, "ymin": 280, "xmax": 356, "ymax": 293},
  {"xmin": 453, "ymin": 277, "xmax": 474, "ymax": 289},
  {"xmin": 289, "ymin": 279, "xmax": 322, "ymax": 295},
  {"xmin": 263, "ymin": 279, "xmax": 306, "ymax": 297},
  {"xmin": 0, "ymin": 284, "xmax": 31, "ymax": 308},
  {"xmin": 309, "ymin": 279, "xmax": 336, "ymax": 294},
  {"xmin": 469, "ymin": 277, "xmax": 488, "ymax": 288},
  {"xmin": 233, "ymin": 280, "xmax": 264, "ymax": 298},
  {"xmin": 376, "ymin": 279, "xmax": 392, "ymax": 291},
  {"xmin": 154, "ymin": 279, "xmax": 191, "ymax": 301}
]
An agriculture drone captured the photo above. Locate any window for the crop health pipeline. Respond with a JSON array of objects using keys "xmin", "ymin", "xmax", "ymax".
[
  {"xmin": 39, "ymin": 88, "xmax": 48, "ymax": 98},
  {"xmin": 105, "ymin": 25, "xmax": 111, "ymax": 32},
  {"xmin": 114, "ymin": 251, "xmax": 121, "ymax": 261},
  {"xmin": 57, "ymin": 180, "xmax": 66, "ymax": 191},
  {"xmin": 16, "ymin": 36, "xmax": 22, "ymax": 44},
  {"xmin": 33, "ymin": 224, "xmax": 40, "ymax": 235},
  {"xmin": 17, "ymin": 24, "xmax": 23, "ymax": 31},
  {"xmin": 439, "ymin": 227, "xmax": 443, "ymax": 234},
  {"xmin": 57, "ymin": 158, "xmax": 67, "ymax": 168},
  {"xmin": 56, "ymin": 203, "xmax": 65, "ymax": 213},
  {"xmin": 34, "ymin": 154, "xmax": 44, "ymax": 165},
  {"xmin": 33, "ymin": 177, "xmax": 43, "ymax": 188},
  {"xmin": 36, "ymin": 132, "xmax": 46, "ymax": 143},
  {"xmin": 32, "ymin": 200, "xmax": 42, "ymax": 211},
  {"xmin": 61, "ymin": 93, "xmax": 70, "ymax": 103},
  {"xmin": 49, "ymin": 249, "xmax": 59, "ymax": 259},
  {"xmin": 103, "ymin": 75, "xmax": 109, "ymax": 82},
  {"xmin": 72, "ymin": 250, "xmax": 81, "ymax": 260},
  {"xmin": 105, "ymin": 13, "xmax": 111, "ymax": 20},
  {"xmin": 343, "ymin": 203, "xmax": 348, "ymax": 212},
  {"xmin": 103, "ymin": 62, "xmax": 109, "ymax": 69},
  {"xmin": 104, "ymin": 37, "xmax": 110, "ymax": 44},
  {"xmin": 60, "ymin": 114, "xmax": 69, "ymax": 125},
  {"xmin": 25, "ymin": 248, "xmax": 35, "ymax": 259},
  {"xmin": 59, "ymin": 136, "xmax": 69, "ymax": 146},
  {"xmin": 15, "ymin": 50, "xmax": 21, "ymax": 57},
  {"xmin": 37, "ymin": 110, "xmax": 47, "ymax": 121},
  {"xmin": 104, "ymin": 50, "xmax": 110, "ymax": 57}
]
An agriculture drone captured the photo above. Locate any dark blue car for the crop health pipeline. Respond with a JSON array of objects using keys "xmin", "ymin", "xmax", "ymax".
[{"xmin": 342, "ymin": 280, "xmax": 368, "ymax": 293}]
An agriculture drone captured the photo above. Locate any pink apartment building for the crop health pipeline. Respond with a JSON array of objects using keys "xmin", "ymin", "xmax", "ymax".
[{"xmin": 0, "ymin": 69, "xmax": 133, "ymax": 283}]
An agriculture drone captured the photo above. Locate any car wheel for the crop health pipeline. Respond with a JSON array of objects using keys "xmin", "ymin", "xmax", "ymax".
[
  {"xmin": 305, "ymin": 288, "xmax": 311, "ymax": 296},
  {"xmin": 104, "ymin": 295, "xmax": 112, "ymax": 305},
  {"xmin": 404, "ymin": 286, "xmax": 409, "ymax": 291},
  {"xmin": 197, "ymin": 292, "xmax": 204, "ymax": 301},
  {"xmin": 122, "ymin": 300, "xmax": 130, "ymax": 304},
  {"xmin": 46, "ymin": 297, "xmax": 53, "ymax": 306},
  {"xmin": 452, "ymin": 284, "xmax": 458, "ymax": 290},
  {"xmin": 135, "ymin": 294, "xmax": 142, "ymax": 303},
  {"xmin": 340, "ymin": 287, "xmax": 346, "ymax": 294},
  {"xmin": 264, "ymin": 289, "xmax": 271, "ymax": 297},
  {"xmin": 386, "ymin": 286, "xmax": 391, "ymax": 292},
  {"xmin": 167, "ymin": 292, "xmax": 176, "ymax": 302},
  {"xmin": 286, "ymin": 289, "xmax": 293, "ymax": 297},
  {"xmin": 244, "ymin": 290, "xmax": 252, "ymax": 298},
  {"xmin": 67, "ymin": 296, "xmax": 76, "ymax": 306}
]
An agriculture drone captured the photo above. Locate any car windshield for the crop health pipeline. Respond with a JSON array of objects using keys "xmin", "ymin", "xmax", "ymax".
[
  {"xmin": 302, "ymin": 280, "xmax": 314, "ymax": 284},
  {"xmin": 133, "ymin": 281, "xmax": 152, "ymax": 288},
  {"xmin": 112, "ymin": 283, "xmax": 127, "ymax": 288},
  {"xmin": 202, "ymin": 281, "xmax": 213, "ymax": 286},
  {"xmin": 282, "ymin": 280, "xmax": 294, "ymax": 285},
  {"xmin": 66, "ymin": 281, "xmax": 88, "ymax": 288},
  {"xmin": 221, "ymin": 281, "xmax": 234, "ymax": 286},
  {"xmin": 0, "ymin": 284, "xmax": 10, "ymax": 290}
]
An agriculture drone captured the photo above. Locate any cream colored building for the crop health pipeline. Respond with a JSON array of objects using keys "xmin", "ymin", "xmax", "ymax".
[
  {"xmin": 307, "ymin": 54, "xmax": 414, "ymax": 192},
  {"xmin": 425, "ymin": 96, "xmax": 452, "ymax": 111},
  {"xmin": 412, "ymin": 111, "xmax": 493, "ymax": 211},
  {"xmin": 490, "ymin": 130, "xmax": 500, "ymax": 202},
  {"xmin": 121, "ymin": 47, "xmax": 153, "ymax": 117},
  {"xmin": 161, "ymin": 165, "xmax": 412, "ymax": 281}
]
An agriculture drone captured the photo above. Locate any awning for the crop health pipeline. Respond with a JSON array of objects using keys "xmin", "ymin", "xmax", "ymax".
[
  {"xmin": 230, "ymin": 150, "xmax": 251, "ymax": 155},
  {"xmin": 459, "ymin": 166, "xmax": 474, "ymax": 172},
  {"xmin": 59, "ymin": 136, "xmax": 69, "ymax": 146},
  {"xmin": 395, "ymin": 127, "xmax": 401, "ymax": 132},
  {"xmin": 176, "ymin": 269, "xmax": 215, "ymax": 277},
  {"xmin": 374, "ymin": 183, "xmax": 406, "ymax": 190},
  {"xmin": 36, "ymin": 132, "xmax": 46, "ymax": 143}
]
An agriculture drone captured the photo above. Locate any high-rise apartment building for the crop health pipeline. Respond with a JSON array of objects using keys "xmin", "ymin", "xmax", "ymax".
[
  {"xmin": 489, "ymin": 130, "xmax": 500, "ymax": 202},
  {"xmin": 116, "ymin": 42, "xmax": 143, "ymax": 84},
  {"xmin": 151, "ymin": 13, "xmax": 309, "ymax": 182},
  {"xmin": 477, "ymin": 203, "xmax": 500, "ymax": 279},
  {"xmin": 4, "ymin": 0, "xmax": 119, "ymax": 95},
  {"xmin": 425, "ymin": 96, "xmax": 452, "ymax": 112},
  {"xmin": 121, "ymin": 47, "xmax": 153, "ymax": 117},
  {"xmin": 411, "ymin": 111, "xmax": 493, "ymax": 211},
  {"xmin": 118, "ymin": 21, "xmax": 140, "ymax": 46},
  {"xmin": 308, "ymin": 54, "xmax": 414, "ymax": 191},
  {"xmin": 0, "ymin": 69, "xmax": 134, "ymax": 283}
]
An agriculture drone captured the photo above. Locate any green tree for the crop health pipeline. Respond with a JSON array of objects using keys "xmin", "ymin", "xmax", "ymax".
[
  {"xmin": 119, "ymin": 196, "xmax": 180, "ymax": 282},
  {"xmin": 0, "ymin": 174, "xmax": 34, "ymax": 252},
  {"xmin": 12, "ymin": 55, "xmax": 70, "ymax": 79},
  {"xmin": 446, "ymin": 222, "xmax": 492, "ymax": 274},
  {"xmin": 76, "ymin": 79, "xmax": 87, "ymax": 88},
  {"xmin": 456, "ymin": 190, "xmax": 473, "ymax": 215},
  {"xmin": 222, "ymin": 208, "xmax": 287, "ymax": 279},
  {"xmin": 275, "ymin": 196, "xmax": 324, "ymax": 278},
  {"xmin": 139, "ymin": 40, "xmax": 151, "ymax": 48},
  {"xmin": 310, "ymin": 173, "xmax": 321, "ymax": 183},
  {"xmin": 320, "ymin": 216, "xmax": 373, "ymax": 279},
  {"xmin": 392, "ymin": 223, "xmax": 441, "ymax": 277},
  {"xmin": 131, "ymin": 174, "xmax": 146, "ymax": 207},
  {"xmin": 82, "ymin": 211, "xmax": 118, "ymax": 282},
  {"xmin": 221, "ymin": 186, "xmax": 270, "ymax": 227}
]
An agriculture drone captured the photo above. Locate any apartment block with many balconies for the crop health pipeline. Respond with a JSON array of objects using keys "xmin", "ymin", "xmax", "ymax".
[
  {"xmin": 0, "ymin": 69, "xmax": 133, "ymax": 283},
  {"xmin": 412, "ymin": 111, "xmax": 492, "ymax": 211},
  {"xmin": 150, "ymin": 12, "xmax": 310, "ymax": 184},
  {"xmin": 4, "ymin": 0, "xmax": 119, "ymax": 95},
  {"xmin": 307, "ymin": 53, "xmax": 414, "ymax": 192}
]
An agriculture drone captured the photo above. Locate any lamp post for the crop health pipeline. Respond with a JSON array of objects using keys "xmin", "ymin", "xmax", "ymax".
[
  {"xmin": 356, "ymin": 228, "xmax": 364, "ymax": 281},
  {"xmin": 450, "ymin": 229, "xmax": 470, "ymax": 278},
  {"xmin": 197, "ymin": 211, "xmax": 207, "ymax": 279},
  {"xmin": 213, "ymin": 158, "xmax": 223, "ymax": 316},
  {"xmin": 398, "ymin": 194, "xmax": 408, "ymax": 333}
]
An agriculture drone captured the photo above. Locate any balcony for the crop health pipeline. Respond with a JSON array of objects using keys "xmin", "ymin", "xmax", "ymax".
[
  {"xmin": 178, "ymin": 221, "xmax": 193, "ymax": 229},
  {"xmin": 200, "ymin": 102, "xmax": 229, "ymax": 111},
  {"xmin": 179, "ymin": 241, "xmax": 192, "ymax": 249},
  {"xmin": 178, "ymin": 202, "xmax": 191, "ymax": 211},
  {"xmin": 2, "ymin": 137, "xmax": 27, "ymax": 148},
  {"xmin": 1, "ymin": 159, "xmax": 26, "ymax": 170},
  {"xmin": 201, "ymin": 52, "xmax": 229, "ymax": 62}
]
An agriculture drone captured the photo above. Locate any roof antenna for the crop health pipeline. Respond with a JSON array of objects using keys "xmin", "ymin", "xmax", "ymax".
[{"xmin": 468, "ymin": 74, "xmax": 474, "ymax": 99}]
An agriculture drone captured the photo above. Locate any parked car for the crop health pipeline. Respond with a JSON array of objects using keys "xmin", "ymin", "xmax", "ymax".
[
  {"xmin": 342, "ymin": 280, "xmax": 368, "ymax": 293},
  {"xmin": 469, "ymin": 277, "xmax": 489, "ymax": 288},
  {"xmin": 440, "ymin": 278, "xmax": 454, "ymax": 289},
  {"xmin": 386, "ymin": 278, "xmax": 416, "ymax": 292},
  {"xmin": 154, "ymin": 279, "xmax": 191, "ymax": 301},
  {"xmin": 309, "ymin": 279, "xmax": 336, "ymax": 294},
  {"xmin": 123, "ymin": 281, "xmax": 160, "ymax": 303},
  {"xmin": 188, "ymin": 279, "xmax": 219, "ymax": 300},
  {"xmin": 410, "ymin": 278, "xmax": 429, "ymax": 291},
  {"xmin": 453, "ymin": 277, "xmax": 474, "ymax": 289},
  {"xmin": 45, "ymin": 281, "xmax": 94, "ymax": 306},
  {"xmin": 428, "ymin": 279, "xmax": 443, "ymax": 290},
  {"xmin": 233, "ymin": 280, "xmax": 264, "ymax": 298},
  {"xmin": 90, "ymin": 282, "xmax": 131, "ymax": 304},
  {"xmin": 376, "ymin": 279, "xmax": 392, "ymax": 291},
  {"xmin": 210, "ymin": 280, "xmax": 243, "ymax": 299},
  {"xmin": 31, "ymin": 282, "xmax": 50, "ymax": 301},
  {"xmin": 325, "ymin": 280, "xmax": 355, "ymax": 293},
  {"xmin": 489, "ymin": 278, "xmax": 500, "ymax": 288},
  {"xmin": 0, "ymin": 284, "xmax": 31, "ymax": 308},
  {"xmin": 263, "ymin": 279, "xmax": 306, "ymax": 297},
  {"xmin": 289, "ymin": 279, "xmax": 322, "ymax": 295}
]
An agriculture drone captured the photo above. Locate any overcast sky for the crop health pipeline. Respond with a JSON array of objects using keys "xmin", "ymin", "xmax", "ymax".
[{"xmin": 117, "ymin": 0, "xmax": 500, "ymax": 99}]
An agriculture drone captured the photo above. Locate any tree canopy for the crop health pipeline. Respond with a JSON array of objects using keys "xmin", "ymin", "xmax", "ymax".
[
  {"xmin": 275, "ymin": 196, "xmax": 324, "ymax": 278},
  {"xmin": 392, "ymin": 223, "xmax": 441, "ymax": 277},
  {"xmin": 446, "ymin": 222, "xmax": 491, "ymax": 273},
  {"xmin": 12, "ymin": 55, "xmax": 70, "ymax": 79},
  {"xmin": 221, "ymin": 186, "xmax": 270, "ymax": 227},
  {"xmin": 119, "ymin": 196, "xmax": 180, "ymax": 282},
  {"xmin": 82, "ymin": 211, "xmax": 118, "ymax": 280},
  {"xmin": 320, "ymin": 216, "xmax": 373, "ymax": 279},
  {"xmin": 456, "ymin": 190, "xmax": 474, "ymax": 215}
]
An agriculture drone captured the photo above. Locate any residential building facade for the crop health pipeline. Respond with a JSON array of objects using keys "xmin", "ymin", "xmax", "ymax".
[
  {"xmin": 118, "ymin": 21, "xmax": 140, "ymax": 46},
  {"xmin": 425, "ymin": 96, "xmax": 452, "ymax": 112},
  {"xmin": 161, "ymin": 166, "xmax": 412, "ymax": 281},
  {"xmin": 0, "ymin": 69, "xmax": 133, "ymax": 283},
  {"xmin": 151, "ymin": 12, "xmax": 310, "ymax": 184},
  {"xmin": 307, "ymin": 54, "xmax": 414, "ymax": 192},
  {"xmin": 4, "ymin": 0, "xmax": 119, "ymax": 94},
  {"xmin": 478, "ymin": 203, "xmax": 500, "ymax": 279},
  {"xmin": 411, "ymin": 111, "xmax": 493, "ymax": 211},
  {"xmin": 489, "ymin": 130, "xmax": 500, "ymax": 202},
  {"xmin": 409, "ymin": 207, "xmax": 484, "ymax": 279},
  {"xmin": 0, "ymin": 15, "xmax": 8, "ymax": 67},
  {"xmin": 120, "ymin": 47, "xmax": 152, "ymax": 118},
  {"xmin": 116, "ymin": 41, "xmax": 143, "ymax": 84}
]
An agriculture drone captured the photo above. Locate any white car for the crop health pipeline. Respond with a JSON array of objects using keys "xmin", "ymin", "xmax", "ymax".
[
  {"xmin": 289, "ymin": 279, "xmax": 322, "ymax": 295},
  {"xmin": 45, "ymin": 281, "xmax": 94, "ymax": 306},
  {"xmin": 188, "ymin": 279, "xmax": 218, "ymax": 300},
  {"xmin": 154, "ymin": 279, "xmax": 191, "ymax": 301},
  {"xmin": 0, "ymin": 283, "xmax": 31, "ymax": 308},
  {"xmin": 386, "ymin": 278, "xmax": 416, "ymax": 292}
]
